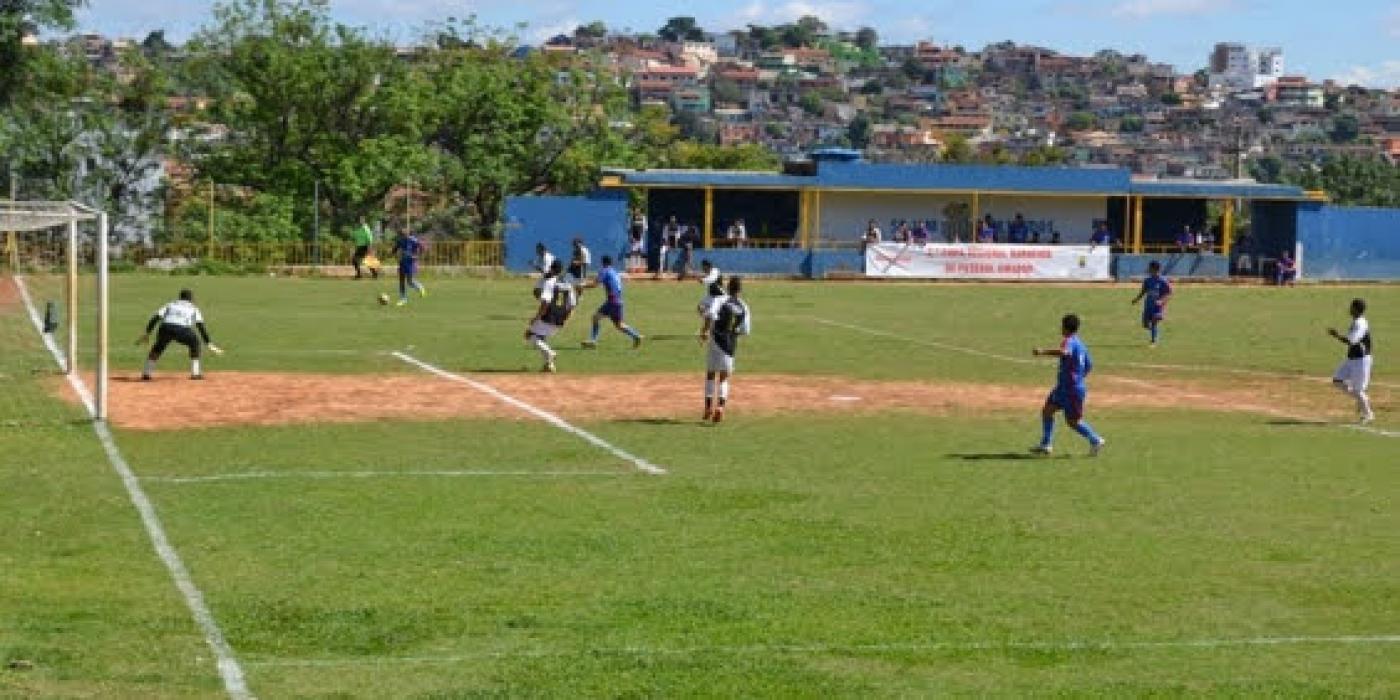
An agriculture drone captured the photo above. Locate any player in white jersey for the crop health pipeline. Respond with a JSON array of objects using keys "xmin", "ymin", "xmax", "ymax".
[
  {"xmin": 524, "ymin": 260, "xmax": 576, "ymax": 373},
  {"xmin": 137, "ymin": 289, "xmax": 222, "ymax": 380},
  {"xmin": 696, "ymin": 259, "xmax": 724, "ymax": 315},
  {"xmin": 699, "ymin": 276, "xmax": 751, "ymax": 423},
  {"xmin": 1328, "ymin": 298, "xmax": 1375, "ymax": 424}
]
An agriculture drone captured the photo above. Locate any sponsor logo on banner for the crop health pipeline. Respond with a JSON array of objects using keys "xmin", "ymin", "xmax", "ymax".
[{"xmin": 865, "ymin": 242, "xmax": 1111, "ymax": 281}]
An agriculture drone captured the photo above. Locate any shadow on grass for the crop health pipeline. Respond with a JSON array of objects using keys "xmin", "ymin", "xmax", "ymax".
[
  {"xmin": 948, "ymin": 452, "xmax": 1071, "ymax": 461},
  {"xmin": 1265, "ymin": 418, "xmax": 1331, "ymax": 428},
  {"xmin": 643, "ymin": 334, "xmax": 697, "ymax": 342},
  {"xmin": 616, "ymin": 418, "xmax": 697, "ymax": 427}
]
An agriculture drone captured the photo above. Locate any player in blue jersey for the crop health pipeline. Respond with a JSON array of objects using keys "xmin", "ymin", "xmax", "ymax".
[
  {"xmin": 580, "ymin": 255, "xmax": 644, "ymax": 349},
  {"xmin": 391, "ymin": 230, "xmax": 427, "ymax": 306},
  {"xmin": 1130, "ymin": 260, "xmax": 1172, "ymax": 346},
  {"xmin": 1031, "ymin": 313, "xmax": 1106, "ymax": 456}
]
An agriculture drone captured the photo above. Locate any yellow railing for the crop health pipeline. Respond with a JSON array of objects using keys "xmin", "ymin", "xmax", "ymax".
[{"xmin": 12, "ymin": 240, "xmax": 504, "ymax": 270}]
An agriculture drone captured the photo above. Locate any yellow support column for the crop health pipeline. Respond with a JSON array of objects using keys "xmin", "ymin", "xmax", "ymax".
[
  {"xmin": 798, "ymin": 189, "xmax": 810, "ymax": 248},
  {"xmin": 1133, "ymin": 196, "xmax": 1144, "ymax": 254},
  {"xmin": 1221, "ymin": 199, "xmax": 1235, "ymax": 258},
  {"xmin": 703, "ymin": 187, "xmax": 714, "ymax": 250},
  {"xmin": 811, "ymin": 189, "xmax": 821, "ymax": 248},
  {"xmin": 971, "ymin": 191, "xmax": 980, "ymax": 237}
]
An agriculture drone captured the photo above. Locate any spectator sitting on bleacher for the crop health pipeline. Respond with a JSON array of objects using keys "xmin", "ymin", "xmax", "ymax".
[
  {"xmin": 1091, "ymin": 221, "xmax": 1113, "ymax": 249},
  {"xmin": 912, "ymin": 220, "xmax": 930, "ymax": 245},
  {"xmin": 1009, "ymin": 213, "xmax": 1029, "ymax": 244},
  {"xmin": 978, "ymin": 215, "xmax": 997, "ymax": 243},
  {"xmin": 1277, "ymin": 251, "xmax": 1297, "ymax": 286},
  {"xmin": 1176, "ymin": 225, "xmax": 1194, "ymax": 253},
  {"xmin": 1050, "ymin": 231, "xmax": 1062, "ymax": 245},
  {"xmin": 893, "ymin": 221, "xmax": 910, "ymax": 244},
  {"xmin": 862, "ymin": 219, "xmax": 882, "ymax": 246}
]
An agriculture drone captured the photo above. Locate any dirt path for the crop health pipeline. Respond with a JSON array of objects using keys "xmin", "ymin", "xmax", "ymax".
[{"xmin": 48, "ymin": 369, "xmax": 1378, "ymax": 432}]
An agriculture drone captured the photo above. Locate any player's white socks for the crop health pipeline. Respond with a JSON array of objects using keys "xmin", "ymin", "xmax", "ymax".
[
  {"xmin": 191, "ymin": 359, "xmax": 202, "ymax": 377},
  {"xmin": 530, "ymin": 337, "xmax": 554, "ymax": 362},
  {"xmin": 704, "ymin": 379, "xmax": 715, "ymax": 399},
  {"xmin": 1357, "ymin": 392, "xmax": 1374, "ymax": 419},
  {"xmin": 719, "ymin": 380, "xmax": 729, "ymax": 401},
  {"xmin": 143, "ymin": 358, "xmax": 155, "ymax": 376}
]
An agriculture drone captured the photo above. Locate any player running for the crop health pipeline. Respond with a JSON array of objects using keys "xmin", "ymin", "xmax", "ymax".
[
  {"xmin": 697, "ymin": 259, "xmax": 724, "ymax": 315},
  {"xmin": 1031, "ymin": 313, "xmax": 1106, "ymax": 456},
  {"xmin": 699, "ymin": 276, "xmax": 751, "ymax": 424},
  {"xmin": 1328, "ymin": 298, "xmax": 1375, "ymax": 424},
  {"xmin": 1130, "ymin": 260, "xmax": 1172, "ymax": 346},
  {"xmin": 137, "ymin": 289, "xmax": 223, "ymax": 381},
  {"xmin": 392, "ymin": 229, "xmax": 427, "ymax": 306},
  {"xmin": 580, "ymin": 255, "xmax": 644, "ymax": 349},
  {"xmin": 525, "ymin": 260, "xmax": 576, "ymax": 373},
  {"xmin": 568, "ymin": 237, "xmax": 591, "ymax": 283}
]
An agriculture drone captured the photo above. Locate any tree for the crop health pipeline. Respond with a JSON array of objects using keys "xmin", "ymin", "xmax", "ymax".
[
  {"xmin": 847, "ymin": 113, "xmax": 872, "ymax": 149},
  {"xmin": 1287, "ymin": 156, "xmax": 1400, "ymax": 208},
  {"xmin": 1329, "ymin": 114, "xmax": 1359, "ymax": 143},
  {"xmin": 1119, "ymin": 115, "xmax": 1144, "ymax": 133},
  {"xmin": 1160, "ymin": 92, "xmax": 1182, "ymax": 106},
  {"xmin": 1065, "ymin": 111, "xmax": 1096, "ymax": 131},
  {"xmin": 799, "ymin": 91, "xmax": 824, "ymax": 117},
  {"xmin": 854, "ymin": 26, "xmax": 878, "ymax": 51},
  {"xmin": 668, "ymin": 142, "xmax": 778, "ymax": 170},
  {"xmin": 141, "ymin": 30, "xmax": 174, "ymax": 58},
  {"xmin": 658, "ymin": 16, "xmax": 704, "ymax": 42},
  {"xmin": 186, "ymin": 0, "xmax": 431, "ymax": 239},
  {"xmin": 711, "ymin": 78, "xmax": 742, "ymax": 105},
  {"xmin": 1249, "ymin": 155, "xmax": 1284, "ymax": 183},
  {"xmin": 0, "ymin": 0, "xmax": 83, "ymax": 106},
  {"xmin": 941, "ymin": 133, "xmax": 973, "ymax": 163}
]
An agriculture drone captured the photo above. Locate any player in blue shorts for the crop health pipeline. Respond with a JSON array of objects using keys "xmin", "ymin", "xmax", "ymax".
[
  {"xmin": 580, "ymin": 255, "xmax": 644, "ymax": 349},
  {"xmin": 1130, "ymin": 260, "xmax": 1172, "ymax": 346},
  {"xmin": 392, "ymin": 230, "xmax": 427, "ymax": 306},
  {"xmin": 1031, "ymin": 313, "xmax": 1106, "ymax": 456}
]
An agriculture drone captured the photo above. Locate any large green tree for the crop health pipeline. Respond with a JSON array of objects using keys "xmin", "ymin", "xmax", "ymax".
[
  {"xmin": 0, "ymin": 0, "xmax": 83, "ymax": 105},
  {"xmin": 186, "ymin": 0, "xmax": 430, "ymax": 240}
]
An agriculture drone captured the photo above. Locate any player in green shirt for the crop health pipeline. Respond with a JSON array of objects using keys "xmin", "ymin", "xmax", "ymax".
[{"xmin": 352, "ymin": 217, "xmax": 380, "ymax": 279}]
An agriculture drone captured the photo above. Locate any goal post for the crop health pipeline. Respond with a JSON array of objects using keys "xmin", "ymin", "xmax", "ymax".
[{"xmin": 1, "ymin": 200, "xmax": 108, "ymax": 420}]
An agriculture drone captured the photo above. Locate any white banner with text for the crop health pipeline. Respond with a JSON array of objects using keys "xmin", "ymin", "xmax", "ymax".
[{"xmin": 865, "ymin": 243, "xmax": 1111, "ymax": 281}]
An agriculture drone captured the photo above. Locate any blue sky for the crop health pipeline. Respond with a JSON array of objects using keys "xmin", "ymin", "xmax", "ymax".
[{"xmin": 77, "ymin": 0, "xmax": 1400, "ymax": 87}]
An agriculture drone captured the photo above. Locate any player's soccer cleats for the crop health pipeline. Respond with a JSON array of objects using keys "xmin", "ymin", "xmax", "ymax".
[
  {"xmin": 702, "ymin": 408, "xmax": 713, "ymax": 421},
  {"xmin": 581, "ymin": 340, "xmax": 597, "ymax": 349},
  {"xmin": 190, "ymin": 375, "xmax": 204, "ymax": 381},
  {"xmin": 633, "ymin": 335, "xmax": 644, "ymax": 349},
  {"xmin": 542, "ymin": 362, "xmax": 556, "ymax": 373},
  {"xmin": 419, "ymin": 286, "xmax": 428, "ymax": 297},
  {"xmin": 711, "ymin": 407, "xmax": 724, "ymax": 423},
  {"xmin": 1359, "ymin": 413, "xmax": 1375, "ymax": 425},
  {"xmin": 395, "ymin": 299, "xmax": 408, "ymax": 307},
  {"xmin": 140, "ymin": 374, "xmax": 151, "ymax": 381},
  {"xmin": 1029, "ymin": 445, "xmax": 1053, "ymax": 455},
  {"xmin": 1089, "ymin": 439, "xmax": 1106, "ymax": 457}
]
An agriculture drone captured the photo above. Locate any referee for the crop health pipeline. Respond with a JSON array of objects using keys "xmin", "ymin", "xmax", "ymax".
[{"xmin": 137, "ymin": 289, "xmax": 222, "ymax": 380}]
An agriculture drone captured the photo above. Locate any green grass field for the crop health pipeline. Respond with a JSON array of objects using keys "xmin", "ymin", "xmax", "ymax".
[{"xmin": 3, "ymin": 272, "xmax": 1397, "ymax": 697}]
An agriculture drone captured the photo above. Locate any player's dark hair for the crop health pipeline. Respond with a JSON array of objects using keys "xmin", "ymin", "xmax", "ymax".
[
  {"xmin": 701, "ymin": 259, "xmax": 712, "ymax": 269},
  {"xmin": 1062, "ymin": 313, "xmax": 1080, "ymax": 334},
  {"xmin": 1352, "ymin": 298, "xmax": 1366, "ymax": 315},
  {"xmin": 1148, "ymin": 260, "xmax": 1161, "ymax": 272},
  {"xmin": 179, "ymin": 289, "xmax": 193, "ymax": 301},
  {"xmin": 548, "ymin": 260, "xmax": 563, "ymax": 276},
  {"xmin": 727, "ymin": 276, "xmax": 742, "ymax": 296}
]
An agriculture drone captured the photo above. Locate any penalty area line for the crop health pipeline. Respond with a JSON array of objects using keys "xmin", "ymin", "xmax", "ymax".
[
  {"xmin": 143, "ymin": 469, "xmax": 633, "ymax": 484},
  {"xmin": 391, "ymin": 351, "xmax": 667, "ymax": 475},
  {"xmin": 246, "ymin": 633, "xmax": 1400, "ymax": 667},
  {"xmin": 13, "ymin": 276, "xmax": 254, "ymax": 700}
]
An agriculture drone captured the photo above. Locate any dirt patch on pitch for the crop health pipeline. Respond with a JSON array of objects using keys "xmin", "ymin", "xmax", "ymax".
[
  {"xmin": 0, "ymin": 277, "xmax": 19, "ymax": 313},
  {"xmin": 48, "ymin": 368, "xmax": 1367, "ymax": 431}
]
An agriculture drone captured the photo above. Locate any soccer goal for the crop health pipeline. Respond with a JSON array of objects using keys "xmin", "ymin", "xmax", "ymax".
[{"xmin": 1, "ymin": 200, "xmax": 111, "ymax": 419}]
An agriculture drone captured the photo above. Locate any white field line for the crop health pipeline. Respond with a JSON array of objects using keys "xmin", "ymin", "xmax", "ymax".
[
  {"xmin": 392, "ymin": 351, "xmax": 667, "ymax": 475},
  {"xmin": 247, "ymin": 633, "xmax": 1400, "ymax": 667},
  {"xmin": 143, "ymin": 469, "xmax": 630, "ymax": 484},
  {"xmin": 14, "ymin": 275, "xmax": 94, "ymax": 413},
  {"xmin": 13, "ymin": 275, "xmax": 254, "ymax": 700},
  {"xmin": 805, "ymin": 315, "xmax": 1398, "ymax": 439}
]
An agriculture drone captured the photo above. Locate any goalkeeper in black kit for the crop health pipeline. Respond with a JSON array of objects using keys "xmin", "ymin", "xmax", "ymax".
[{"xmin": 137, "ymin": 288, "xmax": 223, "ymax": 380}]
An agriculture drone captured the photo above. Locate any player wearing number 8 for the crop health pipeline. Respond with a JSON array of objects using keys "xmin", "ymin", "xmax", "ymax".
[{"xmin": 137, "ymin": 289, "xmax": 222, "ymax": 381}]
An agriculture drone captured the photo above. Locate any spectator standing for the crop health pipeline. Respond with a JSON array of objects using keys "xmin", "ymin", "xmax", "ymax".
[
  {"xmin": 1277, "ymin": 250, "xmax": 1297, "ymax": 286},
  {"xmin": 912, "ymin": 220, "xmax": 930, "ymax": 245},
  {"xmin": 1050, "ymin": 230, "xmax": 1062, "ymax": 245},
  {"xmin": 862, "ymin": 220, "xmax": 882, "ymax": 251},
  {"xmin": 1009, "ymin": 214, "xmax": 1029, "ymax": 244},
  {"xmin": 1176, "ymin": 225, "xmax": 1194, "ymax": 253},
  {"xmin": 978, "ymin": 215, "xmax": 997, "ymax": 243},
  {"xmin": 658, "ymin": 216, "xmax": 680, "ymax": 278},
  {"xmin": 726, "ymin": 219, "xmax": 748, "ymax": 248},
  {"xmin": 894, "ymin": 221, "xmax": 910, "ymax": 244},
  {"xmin": 677, "ymin": 225, "xmax": 697, "ymax": 281}
]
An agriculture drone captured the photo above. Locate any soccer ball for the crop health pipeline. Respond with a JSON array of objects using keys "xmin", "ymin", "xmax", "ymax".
[{"xmin": 377, "ymin": 293, "xmax": 390, "ymax": 306}]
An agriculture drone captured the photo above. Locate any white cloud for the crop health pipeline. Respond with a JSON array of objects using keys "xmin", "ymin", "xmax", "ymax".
[
  {"xmin": 1110, "ymin": 0, "xmax": 1236, "ymax": 20},
  {"xmin": 723, "ymin": 1, "xmax": 871, "ymax": 29},
  {"xmin": 525, "ymin": 16, "xmax": 580, "ymax": 43},
  {"xmin": 1332, "ymin": 60, "xmax": 1400, "ymax": 89}
]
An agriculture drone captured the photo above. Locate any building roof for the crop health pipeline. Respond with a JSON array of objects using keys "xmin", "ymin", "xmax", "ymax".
[{"xmin": 604, "ymin": 160, "xmax": 1312, "ymax": 200}]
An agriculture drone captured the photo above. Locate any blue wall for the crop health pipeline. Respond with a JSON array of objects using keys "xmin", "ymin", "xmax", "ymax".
[
  {"xmin": 1113, "ymin": 253, "xmax": 1229, "ymax": 280},
  {"xmin": 689, "ymin": 249, "xmax": 866, "ymax": 278},
  {"xmin": 504, "ymin": 193, "xmax": 629, "ymax": 273},
  {"xmin": 1297, "ymin": 204, "xmax": 1400, "ymax": 280}
]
